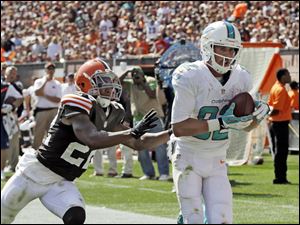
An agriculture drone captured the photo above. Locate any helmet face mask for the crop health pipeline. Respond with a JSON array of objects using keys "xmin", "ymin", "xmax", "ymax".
[
  {"xmin": 88, "ymin": 70, "xmax": 122, "ymax": 102},
  {"xmin": 75, "ymin": 58, "xmax": 122, "ymax": 107},
  {"xmin": 200, "ymin": 21, "xmax": 242, "ymax": 74}
]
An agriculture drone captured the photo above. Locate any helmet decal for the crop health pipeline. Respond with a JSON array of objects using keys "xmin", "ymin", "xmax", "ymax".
[{"xmin": 224, "ymin": 22, "xmax": 235, "ymax": 39}]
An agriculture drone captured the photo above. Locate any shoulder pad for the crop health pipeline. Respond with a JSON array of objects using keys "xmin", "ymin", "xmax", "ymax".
[
  {"xmin": 172, "ymin": 62, "xmax": 198, "ymax": 81},
  {"xmin": 61, "ymin": 94, "xmax": 93, "ymax": 115}
]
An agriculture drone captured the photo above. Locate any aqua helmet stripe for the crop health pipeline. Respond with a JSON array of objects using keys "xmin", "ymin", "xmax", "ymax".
[{"xmin": 224, "ymin": 22, "xmax": 235, "ymax": 39}]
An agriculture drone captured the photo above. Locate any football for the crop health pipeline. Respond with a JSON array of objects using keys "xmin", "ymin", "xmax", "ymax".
[{"xmin": 228, "ymin": 92, "xmax": 255, "ymax": 117}]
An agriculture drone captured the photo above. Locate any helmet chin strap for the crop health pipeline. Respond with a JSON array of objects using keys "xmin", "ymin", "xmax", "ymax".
[{"xmin": 96, "ymin": 96, "xmax": 111, "ymax": 108}]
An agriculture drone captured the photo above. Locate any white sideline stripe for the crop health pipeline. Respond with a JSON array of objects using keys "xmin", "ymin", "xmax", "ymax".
[
  {"xmin": 77, "ymin": 180, "xmax": 172, "ymax": 194},
  {"xmin": 138, "ymin": 187, "xmax": 172, "ymax": 194},
  {"xmin": 234, "ymin": 199, "xmax": 299, "ymax": 210}
]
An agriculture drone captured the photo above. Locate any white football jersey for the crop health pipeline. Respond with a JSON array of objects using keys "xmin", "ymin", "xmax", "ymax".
[{"xmin": 171, "ymin": 61, "xmax": 252, "ymax": 157}]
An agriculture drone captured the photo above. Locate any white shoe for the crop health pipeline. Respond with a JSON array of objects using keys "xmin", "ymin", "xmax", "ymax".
[
  {"xmin": 139, "ymin": 175, "xmax": 156, "ymax": 180},
  {"xmin": 158, "ymin": 174, "xmax": 170, "ymax": 181},
  {"xmin": 1, "ymin": 171, "xmax": 6, "ymax": 181}
]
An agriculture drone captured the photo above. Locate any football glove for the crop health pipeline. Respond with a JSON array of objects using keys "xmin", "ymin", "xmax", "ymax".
[
  {"xmin": 219, "ymin": 103, "xmax": 253, "ymax": 130},
  {"xmin": 253, "ymin": 100, "xmax": 270, "ymax": 122},
  {"xmin": 130, "ymin": 109, "xmax": 158, "ymax": 139},
  {"xmin": 1, "ymin": 104, "xmax": 13, "ymax": 114}
]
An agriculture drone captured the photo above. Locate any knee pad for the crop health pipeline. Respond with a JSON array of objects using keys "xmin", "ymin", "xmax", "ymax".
[{"xmin": 63, "ymin": 206, "xmax": 86, "ymax": 224}]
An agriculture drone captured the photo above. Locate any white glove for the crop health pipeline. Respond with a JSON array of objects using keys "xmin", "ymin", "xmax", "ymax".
[
  {"xmin": 1, "ymin": 104, "xmax": 13, "ymax": 114},
  {"xmin": 220, "ymin": 103, "xmax": 253, "ymax": 130},
  {"xmin": 253, "ymin": 100, "xmax": 270, "ymax": 122}
]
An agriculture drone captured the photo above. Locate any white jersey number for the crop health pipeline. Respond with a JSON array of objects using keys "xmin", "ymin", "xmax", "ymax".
[{"xmin": 61, "ymin": 142, "xmax": 95, "ymax": 169}]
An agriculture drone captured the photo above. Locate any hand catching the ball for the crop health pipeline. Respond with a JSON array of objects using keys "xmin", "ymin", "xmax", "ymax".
[
  {"xmin": 253, "ymin": 100, "xmax": 270, "ymax": 122},
  {"xmin": 219, "ymin": 103, "xmax": 253, "ymax": 130}
]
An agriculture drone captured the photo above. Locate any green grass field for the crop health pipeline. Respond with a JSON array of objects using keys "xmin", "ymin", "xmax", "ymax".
[
  {"xmin": 76, "ymin": 153, "xmax": 299, "ymax": 224},
  {"xmin": 1, "ymin": 153, "xmax": 299, "ymax": 224}
]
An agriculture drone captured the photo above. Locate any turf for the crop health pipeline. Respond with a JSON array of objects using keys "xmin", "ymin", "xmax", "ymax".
[
  {"xmin": 1, "ymin": 153, "xmax": 299, "ymax": 224},
  {"xmin": 77, "ymin": 153, "xmax": 299, "ymax": 224}
]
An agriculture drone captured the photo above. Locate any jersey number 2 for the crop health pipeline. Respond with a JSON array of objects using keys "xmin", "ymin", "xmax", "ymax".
[
  {"xmin": 61, "ymin": 142, "xmax": 95, "ymax": 169},
  {"xmin": 193, "ymin": 106, "xmax": 228, "ymax": 140}
]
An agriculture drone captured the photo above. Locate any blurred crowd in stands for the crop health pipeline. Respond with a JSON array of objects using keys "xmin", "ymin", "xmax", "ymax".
[{"xmin": 1, "ymin": 1, "xmax": 299, "ymax": 64}]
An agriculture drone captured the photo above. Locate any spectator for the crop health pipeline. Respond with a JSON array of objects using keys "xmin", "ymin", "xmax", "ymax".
[
  {"xmin": 120, "ymin": 67, "xmax": 170, "ymax": 181},
  {"xmin": 134, "ymin": 32, "xmax": 150, "ymax": 55},
  {"xmin": 61, "ymin": 73, "xmax": 77, "ymax": 97},
  {"xmin": 92, "ymin": 147, "xmax": 118, "ymax": 177},
  {"xmin": 23, "ymin": 75, "xmax": 39, "ymax": 118},
  {"xmin": 1, "ymin": 68, "xmax": 23, "ymax": 180},
  {"xmin": 1, "ymin": 62, "xmax": 7, "ymax": 81},
  {"xmin": 47, "ymin": 37, "xmax": 62, "ymax": 61},
  {"xmin": 152, "ymin": 32, "xmax": 169, "ymax": 55},
  {"xmin": 288, "ymin": 81, "xmax": 299, "ymax": 111},
  {"xmin": 32, "ymin": 62, "xmax": 62, "ymax": 150},
  {"xmin": 268, "ymin": 68, "xmax": 292, "ymax": 184},
  {"xmin": 239, "ymin": 21, "xmax": 251, "ymax": 42},
  {"xmin": 4, "ymin": 66, "xmax": 23, "ymax": 173},
  {"xmin": 31, "ymin": 38, "xmax": 45, "ymax": 56},
  {"xmin": 0, "ymin": 1, "xmax": 299, "ymax": 62},
  {"xmin": 118, "ymin": 89, "xmax": 134, "ymax": 178},
  {"xmin": 145, "ymin": 16, "xmax": 160, "ymax": 42},
  {"xmin": 99, "ymin": 14, "xmax": 113, "ymax": 41},
  {"xmin": 228, "ymin": 2, "xmax": 248, "ymax": 21}
]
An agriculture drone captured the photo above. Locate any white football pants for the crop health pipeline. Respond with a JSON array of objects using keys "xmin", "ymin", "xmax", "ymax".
[
  {"xmin": 1, "ymin": 170, "xmax": 85, "ymax": 224},
  {"xmin": 172, "ymin": 150, "xmax": 232, "ymax": 224}
]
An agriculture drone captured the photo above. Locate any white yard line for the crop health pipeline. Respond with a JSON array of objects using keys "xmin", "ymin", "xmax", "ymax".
[
  {"xmin": 77, "ymin": 180, "xmax": 173, "ymax": 194},
  {"xmin": 234, "ymin": 199, "xmax": 299, "ymax": 210}
]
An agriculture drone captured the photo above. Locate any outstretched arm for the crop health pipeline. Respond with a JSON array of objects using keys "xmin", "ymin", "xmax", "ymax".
[
  {"xmin": 113, "ymin": 123, "xmax": 171, "ymax": 150},
  {"xmin": 69, "ymin": 113, "xmax": 133, "ymax": 150},
  {"xmin": 68, "ymin": 108, "xmax": 161, "ymax": 150}
]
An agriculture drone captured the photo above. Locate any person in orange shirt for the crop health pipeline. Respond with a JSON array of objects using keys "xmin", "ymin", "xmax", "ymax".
[
  {"xmin": 288, "ymin": 81, "xmax": 299, "ymax": 111},
  {"xmin": 268, "ymin": 68, "xmax": 292, "ymax": 184},
  {"xmin": 232, "ymin": 3, "xmax": 248, "ymax": 20},
  {"xmin": 134, "ymin": 32, "xmax": 150, "ymax": 55}
]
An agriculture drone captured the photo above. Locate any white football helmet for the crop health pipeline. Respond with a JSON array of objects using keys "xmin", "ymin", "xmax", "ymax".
[{"xmin": 200, "ymin": 21, "xmax": 242, "ymax": 74}]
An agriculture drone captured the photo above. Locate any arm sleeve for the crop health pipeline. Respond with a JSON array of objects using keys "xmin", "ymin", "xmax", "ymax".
[{"xmin": 33, "ymin": 78, "xmax": 44, "ymax": 92}]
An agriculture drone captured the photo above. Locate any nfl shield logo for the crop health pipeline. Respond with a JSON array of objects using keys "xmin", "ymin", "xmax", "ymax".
[{"xmin": 221, "ymin": 89, "xmax": 225, "ymax": 94}]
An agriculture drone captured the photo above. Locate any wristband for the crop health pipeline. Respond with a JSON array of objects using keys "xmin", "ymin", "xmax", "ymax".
[{"xmin": 207, "ymin": 119, "xmax": 220, "ymax": 132}]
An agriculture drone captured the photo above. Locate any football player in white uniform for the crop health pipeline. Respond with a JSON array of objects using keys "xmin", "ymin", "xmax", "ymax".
[
  {"xmin": 170, "ymin": 21, "xmax": 269, "ymax": 224},
  {"xmin": 1, "ymin": 58, "xmax": 172, "ymax": 224}
]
